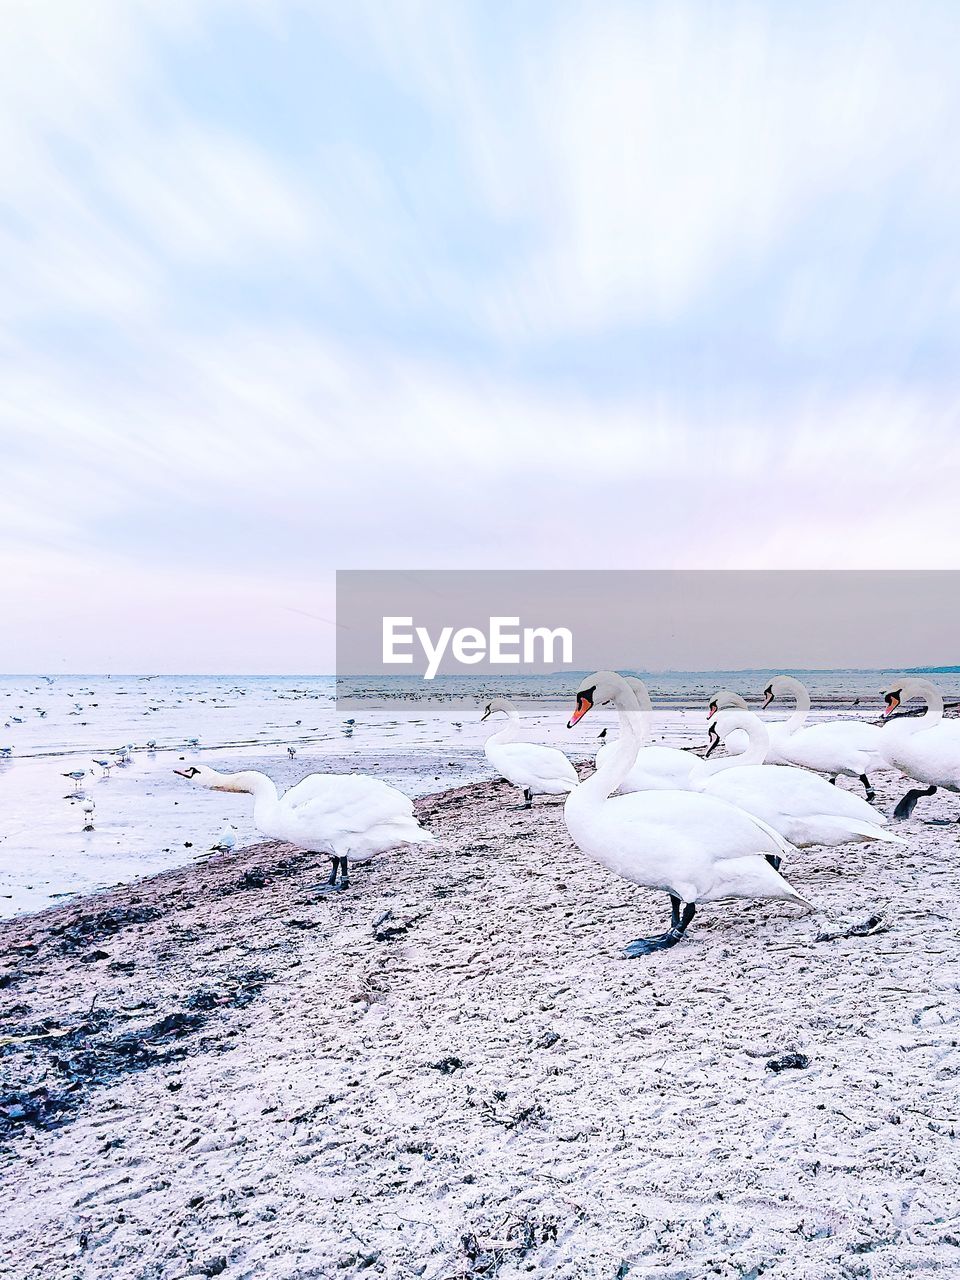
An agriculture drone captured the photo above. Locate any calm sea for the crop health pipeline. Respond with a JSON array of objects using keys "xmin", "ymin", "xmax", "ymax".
[{"xmin": 1, "ymin": 670, "xmax": 954, "ymax": 918}]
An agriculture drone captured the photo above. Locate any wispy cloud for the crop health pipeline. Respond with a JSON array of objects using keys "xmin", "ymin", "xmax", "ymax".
[{"xmin": 1, "ymin": 1, "xmax": 959, "ymax": 670}]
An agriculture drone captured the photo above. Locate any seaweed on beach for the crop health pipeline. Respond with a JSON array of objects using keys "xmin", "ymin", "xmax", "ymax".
[
  {"xmin": 459, "ymin": 1214, "xmax": 561, "ymax": 1277},
  {"xmin": 49, "ymin": 904, "xmax": 163, "ymax": 952},
  {"xmin": 0, "ymin": 965, "xmax": 271, "ymax": 1142},
  {"xmin": 184, "ymin": 968, "xmax": 272, "ymax": 1011},
  {"xmin": 0, "ymin": 1086, "xmax": 79, "ymax": 1138}
]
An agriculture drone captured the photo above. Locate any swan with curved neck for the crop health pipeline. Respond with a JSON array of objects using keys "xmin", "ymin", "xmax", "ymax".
[
  {"xmin": 593, "ymin": 676, "xmax": 700, "ymax": 791},
  {"xmin": 564, "ymin": 672, "xmax": 807, "ymax": 958},
  {"xmin": 879, "ymin": 678, "xmax": 960, "ymax": 819},
  {"xmin": 174, "ymin": 765, "xmax": 435, "ymax": 892},
  {"xmin": 481, "ymin": 696, "xmax": 578, "ymax": 808},
  {"xmin": 696, "ymin": 711, "xmax": 902, "ymax": 848},
  {"xmin": 760, "ymin": 675, "xmax": 884, "ymax": 798},
  {"xmin": 706, "ymin": 690, "xmax": 750, "ymax": 755}
]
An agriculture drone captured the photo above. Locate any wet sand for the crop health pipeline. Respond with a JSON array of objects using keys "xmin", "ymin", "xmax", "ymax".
[{"xmin": 1, "ymin": 770, "xmax": 959, "ymax": 1279}]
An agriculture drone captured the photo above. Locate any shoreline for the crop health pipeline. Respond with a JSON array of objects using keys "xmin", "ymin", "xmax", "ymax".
[{"xmin": 2, "ymin": 773, "xmax": 959, "ymax": 1278}]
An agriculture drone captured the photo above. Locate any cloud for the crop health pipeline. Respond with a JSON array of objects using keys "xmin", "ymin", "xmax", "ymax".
[
  {"xmin": 347, "ymin": 1, "xmax": 960, "ymax": 345},
  {"xmin": 1, "ymin": 1, "xmax": 959, "ymax": 670}
]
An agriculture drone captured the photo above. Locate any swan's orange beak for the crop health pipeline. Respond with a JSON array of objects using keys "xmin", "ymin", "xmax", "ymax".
[
  {"xmin": 568, "ymin": 695, "xmax": 593, "ymax": 728},
  {"xmin": 173, "ymin": 769, "xmax": 191, "ymax": 778},
  {"xmin": 708, "ymin": 700, "xmax": 717, "ymax": 717},
  {"xmin": 883, "ymin": 692, "xmax": 900, "ymax": 717}
]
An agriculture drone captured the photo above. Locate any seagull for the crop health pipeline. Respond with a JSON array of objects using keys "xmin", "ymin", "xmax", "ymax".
[
  {"xmin": 212, "ymin": 823, "xmax": 238, "ymax": 853},
  {"xmin": 81, "ymin": 799, "xmax": 96, "ymax": 831},
  {"xmin": 287, "ymin": 746, "xmax": 297, "ymax": 759},
  {"xmin": 146, "ymin": 740, "xmax": 157, "ymax": 750},
  {"xmin": 63, "ymin": 770, "xmax": 86, "ymax": 784},
  {"xmin": 0, "ymin": 747, "xmax": 11, "ymax": 759}
]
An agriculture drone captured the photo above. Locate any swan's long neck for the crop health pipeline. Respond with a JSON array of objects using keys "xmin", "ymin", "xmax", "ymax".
[
  {"xmin": 697, "ymin": 712, "xmax": 768, "ymax": 778},
  {"xmin": 575, "ymin": 687, "xmax": 644, "ymax": 804},
  {"xmin": 625, "ymin": 679, "xmax": 654, "ymax": 744},
  {"xmin": 776, "ymin": 677, "xmax": 811, "ymax": 733},
  {"xmin": 217, "ymin": 771, "xmax": 281, "ymax": 824},
  {"xmin": 901, "ymin": 679, "xmax": 944, "ymax": 729},
  {"xmin": 487, "ymin": 704, "xmax": 524, "ymax": 745}
]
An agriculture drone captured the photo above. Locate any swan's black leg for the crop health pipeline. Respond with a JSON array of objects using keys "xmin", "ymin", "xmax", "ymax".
[
  {"xmin": 765, "ymin": 854, "xmax": 782, "ymax": 871},
  {"xmin": 314, "ymin": 855, "xmax": 349, "ymax": 894},
  {"xmin": 624, "ymin": 899, "xmax": 697, "ymax": 957},
  {"xmin": 517, "ymin": 787, "xmax": 533, "ymax": 809},
  {"xmin": 893, "ymin": 784, "xmax": 937, "ymax": 821},
  {"xmin": 860, "ymin": 774, "xmax": 876, "ymax": 802}
]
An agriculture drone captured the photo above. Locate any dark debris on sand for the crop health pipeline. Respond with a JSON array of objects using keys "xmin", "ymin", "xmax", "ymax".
[{"xmin": 0, "ymin": 841, "xmax": 308, "ymax": 1145}]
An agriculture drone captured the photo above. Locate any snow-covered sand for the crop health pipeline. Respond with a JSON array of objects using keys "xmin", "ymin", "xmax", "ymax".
[{"xmin": 2, "ymin": 765, "xmax": 958, "ymax": 1279}]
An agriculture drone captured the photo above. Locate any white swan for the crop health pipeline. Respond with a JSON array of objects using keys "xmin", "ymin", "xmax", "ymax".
[
  {"xmin": 564, "ymin": 671, "xmax": 807, "ymax": 957},
  {"xmin": 760, "ymin": 675, "xmax": 885, "ymax": 799},
  {"xmin": 174, "ymin": 766, "xmax": 435, "ymax": 892},
  {"xmin": 879, "ymin": 677, "xmax": 960, "ymax": 819},
  {"xmin": 698, "ymin": 711, "xmax": 903, "ymax": 848},
  {"xmin": 706, "ymin": 690, "xmax": 750, "ymax": 755},
  {"xmin": 594, "ymin": 677, "xmax": 700, "ymax": 791},
  {"xmin": 482, "ymin": 696, "xmax": 578, "ymax": 807}
]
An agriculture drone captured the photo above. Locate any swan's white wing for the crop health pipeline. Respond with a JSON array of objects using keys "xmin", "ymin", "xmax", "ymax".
[
  {"xmin": 777, "ymin": 721, "xmax": 884, "ymax": 772},
  {"xmin": 490, "ymin": 742, "xmax": 578, "ymax": 788},
  {"xmin": 880, "ymin": 721, "xmax": 960, "ymax": 787},
  {"xmin": 707, "ymin": 765, "xmax": 886, "ymax": 824},
  {"xmin": 283, "ymin": 773, "xmax": 414, "ymax": 832},
  {"xmin": 597, "ymin": 789, "xmax": 792, "ymax": 859}
]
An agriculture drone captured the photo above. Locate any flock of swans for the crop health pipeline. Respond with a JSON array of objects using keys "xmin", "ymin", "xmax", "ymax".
[{"xmin": 176, "ymin": 673, "xmax": 960, "ymax": 959}]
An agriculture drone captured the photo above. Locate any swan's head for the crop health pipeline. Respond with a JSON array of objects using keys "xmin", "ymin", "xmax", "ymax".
[
  {"xmin": 174, "ymin": 765, "xmax": 249, "ymax": 793},
  {"xmin": 882, "ymin": 678, "xmax": 931, "ymax": 716},
  {"xmin": 762, "ymin": 675, "xmax": 793, "ymax": 716},
  {"xmin": 568, "ymin": 671, "xmax": 628, "ymax": 728},
  {"xmin": 707, "ymin": 690, "xmax": 747, "ymax": 718},
  {"xmin": 480, "ymin": 696, "xmax": 514, "ymax": 722},
  {"xmin": 706, "ymin": 708, "xmax": 762, "ymax": 757},
  {"xmin": 704, "ymin": 710, "xmax": 735, "ymax": 757}
]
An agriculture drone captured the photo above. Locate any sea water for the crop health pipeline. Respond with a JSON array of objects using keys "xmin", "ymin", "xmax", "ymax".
[{"xmin": 0, "ymin": 671, "xmax": 951, "ymax": 917}]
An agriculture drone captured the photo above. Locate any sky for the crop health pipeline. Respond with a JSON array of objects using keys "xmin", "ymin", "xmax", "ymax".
[{"xmin": 2, "ymin": 0, "xmax": 960, "ymax": 673}]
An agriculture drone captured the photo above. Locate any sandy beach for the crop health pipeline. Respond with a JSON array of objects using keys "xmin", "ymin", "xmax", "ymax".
[{"xmin": 2, "ymin": 765, "xmax": 958, "ymax": 1280}]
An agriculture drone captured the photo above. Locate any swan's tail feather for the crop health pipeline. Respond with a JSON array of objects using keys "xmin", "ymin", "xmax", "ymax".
[
  {"xmin": 707, "ymin": 855, "xmax": 811, "ymax": 907},
  {"xmin": 384, "ymin": 820, "xmax": 437, "ymax": 845},
  {"xmin": 744, "ymin": 810, "xmax": 795, "ymax": 858},
  {"xmin": 836, "ymin": 818, "xmax": 907, "ymax": 845}
]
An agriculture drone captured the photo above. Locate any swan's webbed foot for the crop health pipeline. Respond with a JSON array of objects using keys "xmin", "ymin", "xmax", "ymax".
[
  {"xmin": 313, "ymin": 856, "xmax": 350, "ymax": 893},
  {"xmin": 860, "ymin": 774, "xmax": 876, "ymax": 802},
  {"xmin": 624, "ymin": 898, "xmax": 696, "ymax": 958},
  {"xmin": 765, "ymin": 854, "xmax": 782, "ymax": 871},
  {"xmin": 893, "ymin": 785, "xmax": 937, "ymax": 821}
]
